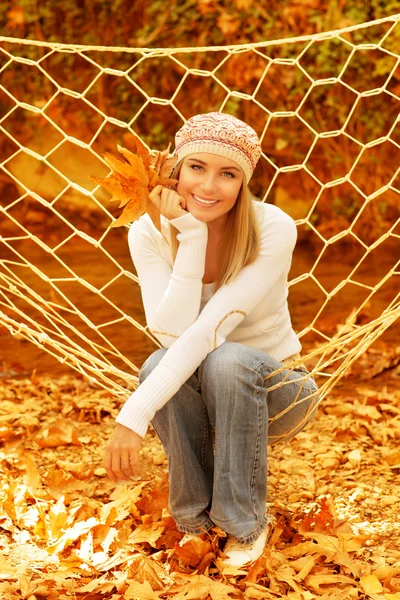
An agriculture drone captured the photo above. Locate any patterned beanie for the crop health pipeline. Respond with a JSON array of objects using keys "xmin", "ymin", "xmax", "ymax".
[{"xmin": 174, "ymin": 112, "xmax": 261, "ymax": 182}]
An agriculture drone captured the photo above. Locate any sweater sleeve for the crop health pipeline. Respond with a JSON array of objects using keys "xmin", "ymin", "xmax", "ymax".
[
  {"xmin": 117, "ymin": 209, "xmax": 298, "ymax": 437},
  {"xmin": 128, "ymin": 211, "xmax": 208, "ymax": 346}
]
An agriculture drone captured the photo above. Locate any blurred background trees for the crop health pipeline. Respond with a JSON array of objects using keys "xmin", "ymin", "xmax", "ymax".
[{"xmin": 0, "ymin": 1, "xmax": 399, "ymax": 242}]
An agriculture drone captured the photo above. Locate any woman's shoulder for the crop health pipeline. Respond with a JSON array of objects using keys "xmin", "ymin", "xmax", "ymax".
[
  {"xmin": 252, "ymin": 200, "xmax": 297, "ymax": 254},
  {"xmin": 128, "ymin": 213, "xmax": 166, "ymax": 242},
  {"xmin": 127, "ymin": 214, "xmax": 166, "ymax": 255},
  {"xmin": 252, "ymin": 199, "xmax": 296, "ymax": 229}
]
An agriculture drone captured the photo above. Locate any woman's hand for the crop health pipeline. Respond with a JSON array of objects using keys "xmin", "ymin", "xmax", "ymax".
[
  {"xmin": 103, "ymin": 423, "xmax": 143, "ymax": 483},
  {"xmin": 149, "ymin": 185, "xmax": 188, "ymax": 220}
]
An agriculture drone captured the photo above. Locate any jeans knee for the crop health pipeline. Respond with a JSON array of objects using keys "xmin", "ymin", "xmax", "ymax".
[
  {"xmin": 268, "ymin": 387, "xmax": 319, "ymax": 443},
  {"xmin": 294, "ymin": 384, "xmax": 320, "ymax": 422},
  {"xmin": 201, "ymin": 342, "xmax": 254, "ymax": 381},
  {"xmin": 139, "ymin": 348, "xmax": 168, "ymax": 383}
]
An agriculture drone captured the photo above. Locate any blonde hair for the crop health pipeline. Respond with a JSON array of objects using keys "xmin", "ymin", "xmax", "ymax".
[{"xmin": 168, "ymin": 160, "xmax": 261, "ymax": 291}]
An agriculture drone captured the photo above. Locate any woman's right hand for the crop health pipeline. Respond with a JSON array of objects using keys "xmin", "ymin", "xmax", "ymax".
[
  {"xmin": 103, "ymin": 423, "xmax": 143, "ymax": 483},
  {"xmin": 149, "ymin": 185, "xmax": 188, "ymax": 221}
]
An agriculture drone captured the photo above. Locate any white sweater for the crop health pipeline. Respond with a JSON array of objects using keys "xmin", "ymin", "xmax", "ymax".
[{"xmin": 116, "ymin": 200, "xmax": 302, "ymax": 437}]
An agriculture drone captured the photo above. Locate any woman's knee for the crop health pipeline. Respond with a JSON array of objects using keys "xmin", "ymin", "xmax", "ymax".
[
  {"xmin": 200, "ymin": 342, "xmax": 265, "ymax": 383},
  {"xmin": 268, "ymin": 386, "xmax": 320, "ymax": 443},
  {"xmin": 139, "ymin": 348, "xmax": 168, "ymax": 383}
]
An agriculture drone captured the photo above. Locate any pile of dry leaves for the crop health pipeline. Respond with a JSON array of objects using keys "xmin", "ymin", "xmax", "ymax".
[{"xmin": 0, "ymin": 344, "xmax": 399, "ymax": 599}]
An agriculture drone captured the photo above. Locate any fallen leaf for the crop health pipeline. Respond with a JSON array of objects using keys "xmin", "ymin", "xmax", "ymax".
[
  {"xmin": 75, "ymin": 576, "xmax": 116, "ymax": 594},
  {"xmin": 46, "ymin": 517, "xmax": 98, "ymax": 555},
  {"xmin": 124, "ymin": 579, "xmax": 160, "ymax": 599},
  {"xmin": 45, "ymin": 467, "xmax": 92, "ymax": 492},
  {"xmin": 292, "ymin": 556, "xmax": 316, "ymax": 581},
  {"xmin": 55, "ymin": 460, "xmax": 94, "ymax": 480},
  {"xmin": 360, "ymin": 573, "xmax": 383, "ymax": 594},
  {"xmin": 94, "ymin": 467, "xmax": 107, "ymax": 477},
  {"xmin": 347, "ymin": 449, "xmax": 361, "ymax": 469},
  {"xmin": 385, "ymin": 451, "xmax": 400, "ymax": 466},
  {"xmin": 296, "ymin": 497, "xmax": 337, "ymax": 534},
  {"xmin": 15, "ymin": 451, "xmax": 41, "ymax": 491},
  {"xmin": 136, "ymin": 482, "xmax": 169, "ymax": 521},
  {"xmin": 173, "ymin": 536, "xmax": 214, "ymax": 569},
  {"xmin": 47, "ymin": 495, "xmax": 68, "ymax": 539},
  {"xmin": 130, "ymin": 522, "xmax": 164, "ymax": 547},
  {"xmin": 133, "ymin": 556, "xmax": 165, "ymax": 592},
  {"xmin": 35, "ymin": 425, "xmax": 81, "ymax": 448},
  {"xmin": 304, "ymin": 572, "xmax": 355, "ymax": 594},
  {"xmin": 166, "ymin": 573, "xmax": 238, "ymax": 600}
]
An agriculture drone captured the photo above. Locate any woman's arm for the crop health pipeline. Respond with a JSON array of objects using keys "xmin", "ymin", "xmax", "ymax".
[{"xmin": 129, "ymin": 211, "xmax": 208, "ymax": 345}]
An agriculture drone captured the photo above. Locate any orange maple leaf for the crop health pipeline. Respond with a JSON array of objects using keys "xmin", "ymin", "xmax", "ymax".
[
  {"xmin": 35, "ymin": 425, "xmax": 82, "ymax": 448},
  {"xmin": 297, "ymin": 496, "xmax": 337, "ymax": 535},
  {"xmin": 91, "ymin": 136, "xmax": 177, "ymax": 232},
  {"xmin": 172, "ymin": 536, "xmax": 215, "ymax": 569}
]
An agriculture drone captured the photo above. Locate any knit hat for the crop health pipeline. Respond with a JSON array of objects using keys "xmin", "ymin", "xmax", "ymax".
[{"xmin": 174, "ymin": 112, "xmax": 261, "ymax": 182}]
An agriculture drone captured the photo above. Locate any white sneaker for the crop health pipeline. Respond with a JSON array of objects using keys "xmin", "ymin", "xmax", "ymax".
[{"xmin": 221, "ymin": 523, "xmax": 271, "ymax": 567}]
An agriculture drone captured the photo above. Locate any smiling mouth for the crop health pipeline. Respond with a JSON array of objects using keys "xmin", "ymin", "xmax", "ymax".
[{"xmin": 191, "ymin": 194, "xmax": 220, "ymax": 206}]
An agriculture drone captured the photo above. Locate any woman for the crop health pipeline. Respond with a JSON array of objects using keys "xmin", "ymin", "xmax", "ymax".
[{"xmin": 104, "ymin": 112, "xmax": 319, "ymax": 567}]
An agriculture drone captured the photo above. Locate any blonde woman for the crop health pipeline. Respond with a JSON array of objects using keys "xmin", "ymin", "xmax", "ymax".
[{"xmin": 104, "ymin": 112, "xmax": 319, "ymax": 567}]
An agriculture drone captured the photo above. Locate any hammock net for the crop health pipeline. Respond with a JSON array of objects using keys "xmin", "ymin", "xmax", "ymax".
[{"xmin": 0, "ymin": 14, "xmax": 399, "ymax": 429}]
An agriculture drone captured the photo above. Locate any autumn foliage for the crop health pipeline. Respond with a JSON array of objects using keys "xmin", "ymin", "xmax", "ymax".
[
  {"xmin": 91, "ymin": 136, "xmax": 177, "ymax": 229},
  {"xmin": 1, "ymin": 345, "xmax": 400, "ymax": 598},
  {"xmin": 1, "ymin": 5, "xmax": 399, "ymax": 243}
]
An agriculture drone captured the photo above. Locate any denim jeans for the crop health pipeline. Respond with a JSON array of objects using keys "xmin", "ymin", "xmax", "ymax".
[{"xmin": 139, "ymin": 341, "xmax": 319, "ymax": 544}]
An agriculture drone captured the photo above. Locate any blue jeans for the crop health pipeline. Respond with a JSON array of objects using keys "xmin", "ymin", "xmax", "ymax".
[{"xmin": 139, "ymin": 341, "xmax": 319, "ymax": 544}]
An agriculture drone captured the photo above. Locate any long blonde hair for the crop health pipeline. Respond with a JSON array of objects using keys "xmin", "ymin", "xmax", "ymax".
[{"xmin": 168, "ymin": 160, "xmax": 261, "ymax": 290}]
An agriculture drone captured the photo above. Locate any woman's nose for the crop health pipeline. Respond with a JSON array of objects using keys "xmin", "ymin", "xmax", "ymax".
[{"xmin": 200, "ymin": 175, "xmax": 218, "ymax": 194}]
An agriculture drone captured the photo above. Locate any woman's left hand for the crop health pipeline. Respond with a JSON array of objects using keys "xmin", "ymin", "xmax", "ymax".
[
  {"xmin": 103, "ymin": 423, "xmax": 143, "ymax": 483},
  {"xmin": 149, "ymin": 185, "xmax": 187, "ymax": 220}
]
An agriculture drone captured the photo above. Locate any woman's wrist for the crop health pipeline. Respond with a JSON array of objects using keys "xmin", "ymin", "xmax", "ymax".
[{"xmin": 169, "ymin": 211, "xmax": 208, "ymax": 233}]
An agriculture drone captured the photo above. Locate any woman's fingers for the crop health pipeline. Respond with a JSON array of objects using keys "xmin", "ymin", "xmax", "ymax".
[
  {"xmin": 103, "ymin": 424, "xmax": 143, "ymax": 483},
  {"xmin": 159, "ymin": 188, "xmax": 187, "ymax": 219},
  {"xmin": 148, "ymin": 184, "xmax": 163, "ymax": 209},
  {"xmin": 149, "ymin": 185, "xmax": 187, "ymax": 219},
  {"xmin": 104, "ymin": 448, "xmax": 139, "ymax": 482},
  {"xmin": 111, "ymin": 451, "xmax": 129, "ymax": 481},
  {"xmin": 103, "ymin": 446, "xmax": 117, "ymax": 482},
  {"xmin": 120, "ymin": 448, "xmax": 135, "ymax": 479},
  {"xmin": 105, "ymin": 448, "xmax": 139, "ymax": 482},
  {"xmin": 166, "ymin": 188, "xmax": 186, "ymax": 211},
  {"xmin": 129, "ymin": 446, "xmax": 141, "ymax": 478}
]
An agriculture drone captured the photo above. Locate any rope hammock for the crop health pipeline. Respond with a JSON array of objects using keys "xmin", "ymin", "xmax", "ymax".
[{"xmin": 0, "ymin": 14, "xmax": 399, "ymax": 432}]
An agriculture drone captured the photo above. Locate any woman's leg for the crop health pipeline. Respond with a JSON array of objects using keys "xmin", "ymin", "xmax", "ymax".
[
  {"xmin": 266, "ymin": 366, "xmax": 319, "ymax": 443},
  {"xmin": 139, "ymin": 349, "xmax": 215, "ymax": 534},
  {"xmin": 198, "ymin": 342, "xmax": 319, "ymax": 545}
]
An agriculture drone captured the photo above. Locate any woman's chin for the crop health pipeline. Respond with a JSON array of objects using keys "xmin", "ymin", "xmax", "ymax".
[
  {"xmin": 190, "ymin": 211, "xmax": 215, "ymax": 223},
  {"xmin": 187, "ymin": 204, "xmax": 218, "ymax": 220}
]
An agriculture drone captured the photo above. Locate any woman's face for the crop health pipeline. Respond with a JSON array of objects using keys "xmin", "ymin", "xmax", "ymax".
[{"xmin": 176, "ymin": 153, "xmax": 244, "ymax": 230}]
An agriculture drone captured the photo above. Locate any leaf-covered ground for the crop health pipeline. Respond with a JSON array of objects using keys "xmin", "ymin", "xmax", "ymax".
[{"xmin": 0, "ymin": 344, "xmax": 400, "ymax": 600}]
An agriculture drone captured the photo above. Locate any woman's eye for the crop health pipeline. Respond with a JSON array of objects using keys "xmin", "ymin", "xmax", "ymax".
[{"xmin": 190, "ymin": 165, "xmax": 234, "ymax": 178}]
